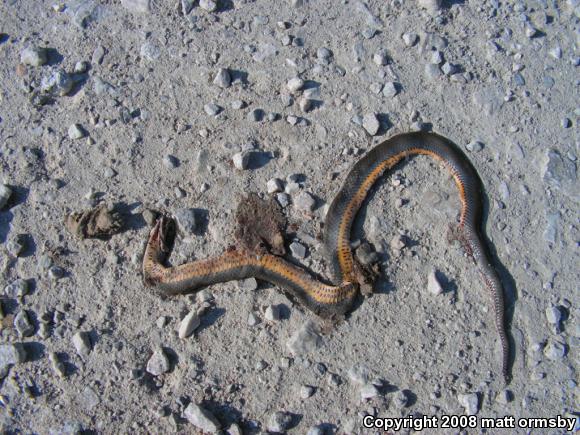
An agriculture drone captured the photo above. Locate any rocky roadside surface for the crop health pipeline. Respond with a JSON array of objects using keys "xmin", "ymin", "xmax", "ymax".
[{"xmin": 0, "ymin": 0, "xmax": 578, "ymax": 433}]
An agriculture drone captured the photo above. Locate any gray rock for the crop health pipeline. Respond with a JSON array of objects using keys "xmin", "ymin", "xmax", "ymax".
[
  {"xmin": 184, "ymin": 403, "xmax": 221, "ymax": 432},
  {"xmin": 121, "ymin": 0, "xmax": 150, "ymax": 13},
  {"xmin": 267, "ymin": 178, "xmax": 284, "ymax": 194},
  {"xmin": 231, "ymin": 100, "xmax": 245, "ymax": 110},
  {"xmin": 162, "ymin": 154, "xmax": 179, "ymax": 169},
  {"xmin": 287, "ymin": 77, "xmax": 305, "ymax": 92},
  {"xmin": 277, "ymin": 193, "xmax": 290, "ymax": 208},
  {"xmin": 199, "ymin": 0, "xmax": 217, "ymax": 12},
  {"xmin": 146, "ymin": 349, "xmax": 170, "ymax": 376},
  {"xmin": 14, "ymin": 311, "xmax": 34, "ymax": 337},
  {"xmin": 264, "ymin": 305, "xmax": 280, "ymax": 322},
  {"xmin": 20, "ymin": 46, "xmax": 47, "ymax": 66},
  {"xmin": 545, "ymin": 305, "xmax": 562, "ymax": 324},
  {"xmin": 373, "ymin": 50, "xmax": 389, "ymax": 65},
  {"xmin": 347, "ymin": 364, "xmax": 371, "ymax": 385},
  {"xmin": 390, "ymin": 235, "xmax": 406, "ymax": 251},
  {"xmin": 0, "ymin": 184, "xmax": 12, "ymax": 209},
  {"xmin": 247, "ymin": 108, "xmax": 264, "ymax": 122},
  {"xmin": 213, "ymin": 68, "xmax": 231, "ymax": 88},
  {"xmin": 495, "ymin": 389, "xmax": 512, "ymax": 404},
  {"xmin": 179, "ymin": 310, "xmax": 201, "ymax": 338},
  {"xmin": 382, "ymin": 81, "xmax": 398, "ymax": 98},
  {"xmin": 362, "ymin": 28, "xmax": 376, "ymax": 39},
  {"xmin": 544, "ymin": 339, "xmax": 567, "ymax": 360},
  {"xmin": 49, "ymin": 352, "xmax": 66, "ymax": 378},
  {"xmin": 287, "ymin": 320, "xmax": 322, "ymax": 355},
  {"xmin": 360, "ymin": 383, "xmax": 380, "ymax": 400},
  {"xmin": 68, "ymin": 124, "xmax": 85, "ymax": 140},
  {"xmin": 181, "ymin": 0, "xmax": 195, "ymax": 15},
  {"xmin": 427, "ymin": 269, "xmax": 443, "ymax": 295},
  {"xmin": 268, "ymin": 411, "xmax": 293, "ymax": 433},
  {"xmin": 247, "ymin": 312, "xmax": 259, "ymax": 326},
  {"xmin": 81, "ymin": 386, "xmax": 100, "ymax": 410},
  {"xmin": 542, "ymin": 149, "xmax": 577, "ymax": 197},
  {"xmin": 317, "ymin": 47, "xmax": 332, "ymax": 60},
  {"xmin": 424, "ymin": 63, "xmax": 442, "ymax": 80},
  {"xmin": 285, "ymin": 182, "xmax": 300, "ymax": 194},
  {"xmin": 48, "ymin": 266, "xmax": 65, "ymax": 280},
  {"xmin": 362, "ymin": 113, "xmax": 380, "ymax": 135},
  {"xmin": 0, "ymin": 344, "xmax": 26, "ymax": 378},
  {"xmin": 290, "ymin": 241, "xmax": 307, "ymax": 259},
  {"xmin": 204, "ymin": 102, "xmax": 222, "ymax": 116},
  {"xmin": 300, "ymin": 385, "xmax": 315, "ymax": 399},
  {"xmin": 441, "ymin": 62, "xmax": 456, "ymax": 75},
  {"xmin": 430, "ymin": 50, "xmax": 443, "ymax": 64},
  {"xmin": 238, "ymin": 277, "xmax": 258, "ymax": 291},
  {"xmin": 369, "ymin": 82, "xmax": 383, "ymax": 94},
  {"xmin": 466, "ymin": 140, "xmax": 484, "ymax": 152},
  {"xmin": 92, "ymin": 45, "xmax": 105, "ymax": 65},
  {"xmin": 7, "ymin": 235, "xmax": 25, "ymax": 257},
  {"xmin": 40, "ymin": 68, "xmax": 74, "ymax": 96},
  {"xmin": 402, "ymin": 32, "xmax": 419, "ymax": 47},
  {"xmin": 232, "ymin": 151, "xmax": 251, "ymax": 170},
  {"xmin": 4, "ymin": 279, "xmax": 29, "ymax": 298},
  {"xmin": 294, "ymin": 191, "xmax": 316, "ymax": 212},
  {"xmin": 140, "ymin": 41, "xmax": 160, "ymax": 61},
  {"xmin": 418, "ymin": 0, "xmax": 442, "ymax": 12},
  {"xmin": 72, "ymin": 331, "xmax": 92, "ymax": 358},
  {"xmin": 458, "ymin": 393, "xmax": 480, "ymax": 415},
  {"xmin": 174, "ymin": 208, "xmax": 198, "ymax": 234},
  {"xmin": 561, "ymin": 118, "xmax": 572, "ymax": 128}
]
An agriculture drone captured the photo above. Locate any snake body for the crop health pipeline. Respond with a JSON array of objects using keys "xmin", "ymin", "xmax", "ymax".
[{"xmin": 143, "ymin": 131, "xmax": 510, "ymax": 382}]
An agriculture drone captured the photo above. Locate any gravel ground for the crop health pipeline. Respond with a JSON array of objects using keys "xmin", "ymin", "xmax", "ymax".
[{"xmin": 0, "ymin": 0, "xmax": 578, "ymax": 433}]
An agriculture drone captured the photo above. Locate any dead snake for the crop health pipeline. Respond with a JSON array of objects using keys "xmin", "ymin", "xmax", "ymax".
[{"xmin": 143, "ymin": 131, "xmax": 510, "ymax": 382}]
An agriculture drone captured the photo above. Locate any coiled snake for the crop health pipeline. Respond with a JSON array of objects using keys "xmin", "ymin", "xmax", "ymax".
[{"xmin": 143, "ymin": 131, "xmax": 510, "ymax": 382}]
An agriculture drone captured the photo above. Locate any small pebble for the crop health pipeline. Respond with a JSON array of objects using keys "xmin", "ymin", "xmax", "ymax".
[
  {"xmin": 300, "ymin": 385, "xmax": 315, "ymax": 399},
  {"xmin": 466, "ymin": 140, "xmax": 484, "ymax": 152},
  {"xmin": 231, "ymin": 100, "xmax": 245, "ymax": 110},
  {"xmin": 299, "ymin": 98, "xmax": 313, "ymax": 112},
  {"xmin": 264, "ymin": 305, "xmax": 281, "ymax": 322},
  {"xmin": 458, "ymin": 393, "xmax": 480, "ymax": 415},
  {"xmin": 204, "ymin": 103, "xmax": 222, "ymax": 116},
  {"xmin": 40, "ymin": 68, "xmax": 74, "ymax": 96},
  {"xmin": 373, "ymin": 50, "xmax": 389, "ymax": 66},
  {"xmin": 213, "ymin": 68, "xmax": 231, "ymax": 88},
  {"xmin": 72, "ymin": 331, "xmax": 92, "ymax": 358},
  {"xmin": 544, "ymin": 339, "xmax": 567, "ymax": 360},
  {"xmin": 402, "ymin": 32, "xmax": 419, "ymax": 47},
  {"xmin": 286, "ymin": 320, "xmax": 322, "ymax": 355},
  {"xmin": 430, "ymin": 50, "xmax": 443, "ymax": 65},
  {"xmin": 267, "ymin": 178, "xmax": 284, "ymax": 194},
  {"xmin": 294, "ymin": 191, "xmax": 316, "ymax": 212},
  {"xmin": 0, "ymin": 344, "xmax": 26, "ymax": 378},
  {"xmin": 290, "ymin": 241, "xmax": 307, "ymax": 259},
  {"xmin": 4, "ymin": 279, "xmax": 29, "ymax": 298},
  {"xmin": 0, "ymin": 184, "xmax": 12, "ymax": 209},
  {"xmin": 20, "ymin": 46, "xmax": 47, "ymax": 66},
  {"xmin": 392, "ymin": 390, "xmax": 408, "ymax": 408},
  {"xmin": 277, "ymin": 193, "xmax": 290, "ymax": 208},
  {"xmin": 146, "ymin": 349, "xmax": 170, "ymax": 376},
  {"xmin": 247, "ymin": 312, "xmax": 259, "ymax": 326},
  {"xmin": 49, "ymin": 352, "xmax": 66, "ymax": 378},
  {"xmin": 268, "ymin": 411, "xmax": 293, "ymax": 433},
  {"xmin": 427, "ymin": 269, "xmax": 444, "ymax": 295},
  {"xmin": 287, "ymin": 77, "xmax": 305, "ymax": 92},
  {"xmin": 199, "ymin": 0, "xmax": 217, "ymax": 12},
  {"xmin": 179, "ymin": 310, "xmax": 201, "ymax": 338},
  {"xmin": 247, "ymin": 108, "xmax": 264, "ymax": 122},
  {"xmin": 174, "ymin": 208, "xmax": 198, "ymax": 234},
  {"xmin": 561, "ymin": 118, "xmax": 571, "ymax": 128},
  {"xmin": 232, "ymin": 151, "xmax": 251, "ymax": 170},
  {"xmin": 549, "ymin": 46, "xmax": 562, "ymax": 59},
  {"xmin": 545, "ymin": 305, "xmax": 562, "ymax": 324},
  {"xmin": 424, "ymin": 63, "xmax": 442, "ymax": 80},
  {"xmin": 362, "ymin": 113, "xmax": 380, "ymax": 135},
  {"xmin": 68, "ymin": 124, "xmax": 85, "ymax": 140},
  {"xmin": 183, "ymin": 403, "xmax": 221, "ymax": 432},
  {"xmin": 390, "ymin": 235, "xmax": 406, "ymax": 251},
  {"xmin": 382, "ymin": 82, "xmax": 398, "ymax": 98},
  {"xmin": 238, "ymin": 277, "xmax": 258, "ymax": 291},
  {"xmin": 418, "ymin": 0, "xmax": 442, "ymax": 12},
  {"xmin": 14, "ymin": 310, "xmax": 34, "ymax": 337},
  {"xmin": 441, "ymin": 62, "xmax": 456, "ymax": 75},
  {"xmin": 495, "ymin": 389, "xmax": 513, "ymax": 405}
]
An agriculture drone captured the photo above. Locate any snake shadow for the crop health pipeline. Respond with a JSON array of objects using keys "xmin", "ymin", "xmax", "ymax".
[{"xmin": 479, "ymin": 189, "xmax": 518, "ymax": 382}]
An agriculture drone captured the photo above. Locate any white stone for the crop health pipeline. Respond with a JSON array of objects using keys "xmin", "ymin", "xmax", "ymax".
[
  {"xmin": 68, "ymin": 124, "xmax": 85, "ymax": 140},
  {"xmin": 72, "ymin": 331, "xmax": 92, "ymax": 358},
  {"xmin": 121, "ymin": 0, "xmax": 150, "ymax": 13},
  {"xmin": 183, "ymin": 403, "xmax": 221, "ymax": 432},
  {"xmin": 232, "ymin": 151, "xmax": 251, "ymax": 170},
  {"xmin": 362, "ymin": 113, "xmax": 380, "ymax": 135},
  {"xmin": 146, "ymin": 349, "xmax": 170, "ymax": 376},
  {"xmin": 213, "ymin": 68, "xmax": 231, "ymax": 88},
  {"xmin": 267, "ymin": 178, "xmax": 284, "ymax": 194},
  {"xmin": 199, "ymin": 0, "xmax": 217, "ymax": 12},
  {"xmin": 287, "ymin": 77, "xmax": 305, "ymax": 92},
  {"xmin": 20, "ymin": 46, "xmax": 47, "ymax": 66},
  {"xmin": 179, "ymin": 310, "xmax": 201, "ymax": 338},
  {"xmin": 427, "ymin": 269, "xmax": 444, "ymax": 295},
  {"xmin": 458, "ymin": 393, "xmax": 480, "ymax": 415}
]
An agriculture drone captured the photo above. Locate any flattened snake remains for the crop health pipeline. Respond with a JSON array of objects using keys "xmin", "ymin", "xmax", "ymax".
[{"xmin": 143, "ymin": 131, "xmax": 511, "ymax": 383}]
